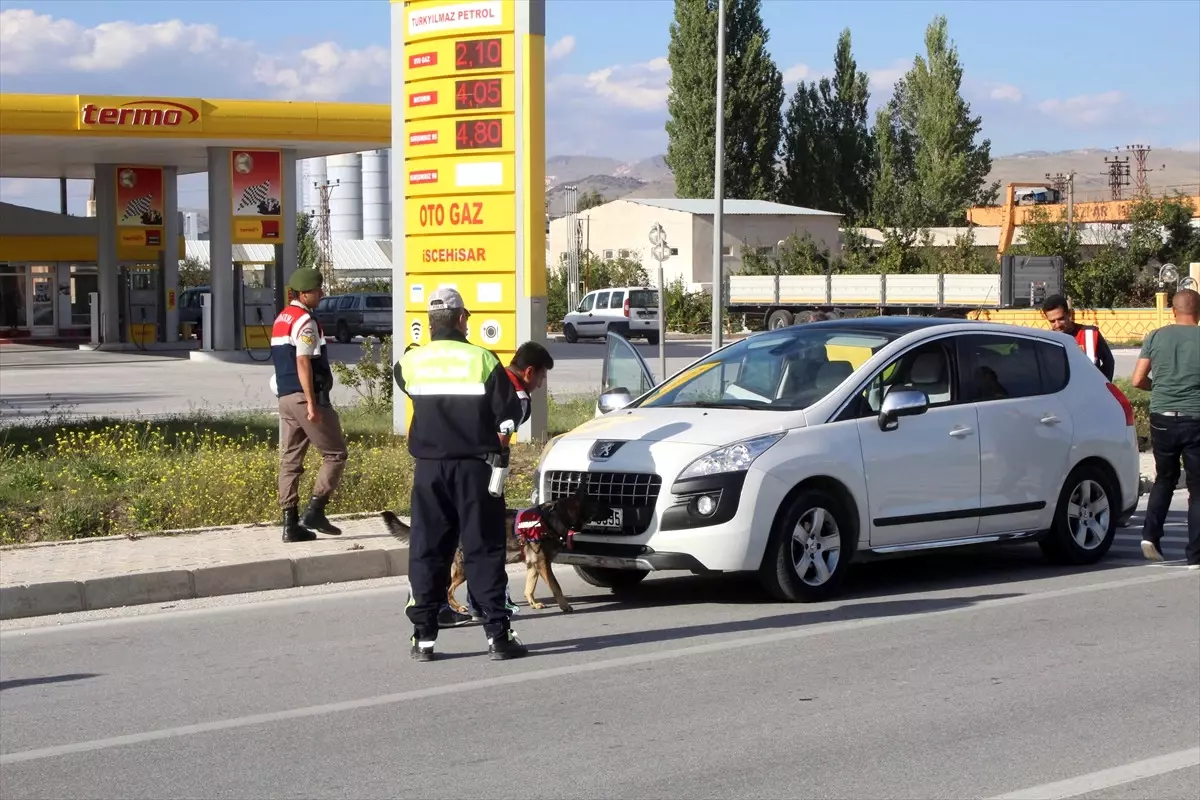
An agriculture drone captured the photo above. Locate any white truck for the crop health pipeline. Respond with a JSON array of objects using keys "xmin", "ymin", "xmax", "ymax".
[{"xmin": 726, "ymin": 255, "xmax": 1065, "ymax": 329}]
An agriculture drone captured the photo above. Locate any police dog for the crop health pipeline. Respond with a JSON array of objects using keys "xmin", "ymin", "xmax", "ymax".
[{"xmin": 380, "ymin": 486, "xmax": 609, "ymax": 615}]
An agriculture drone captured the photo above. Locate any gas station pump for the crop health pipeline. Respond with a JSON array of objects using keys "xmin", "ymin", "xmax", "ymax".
[
  {"xmin": 234, "ymin": 261, "xmax": 277, "ymax": 358},
  {"xmin": 119, "ymin": 263, "xmax": 160, "ymax": 347}
]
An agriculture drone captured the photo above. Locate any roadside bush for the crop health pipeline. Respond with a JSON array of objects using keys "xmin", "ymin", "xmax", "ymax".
[
  {"xmin": 330, "ymin": 336, "xmax": 394, "ymax": 415},
  {"xmin": 1113, "ymin": 378, "xmax": 1150, "ymax": 448},
  {"xmin": 0, "ymin": 396, "xmax": 596, "ymax": 545}
]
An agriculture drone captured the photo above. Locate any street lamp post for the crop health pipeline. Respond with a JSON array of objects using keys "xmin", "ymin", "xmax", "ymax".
[{"xmin": 710, "ymin": 0, "xmax": 727, "ymax": 353}]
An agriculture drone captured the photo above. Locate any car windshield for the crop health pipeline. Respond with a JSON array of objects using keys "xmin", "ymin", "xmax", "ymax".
[{"xmin": 636, "ymin": 327, "xmax": 898, "ymax": 411}]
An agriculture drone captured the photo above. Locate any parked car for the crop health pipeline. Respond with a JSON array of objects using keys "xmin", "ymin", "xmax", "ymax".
[
  {"xmin": 533, "ymin": 317, "xmax": 1141, "ymax": 602},
  {"xmin": 562, "ymin": 286, "xmax": 659, "ymax": 344},
  {"xmin": 315, "ymin": 292, "xmax": 392, "ymax": 343}
]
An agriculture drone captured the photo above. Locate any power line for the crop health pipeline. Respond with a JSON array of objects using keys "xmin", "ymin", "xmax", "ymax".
[
  {"xmin": 310, "ymin": 178, "xmax": 339, "ymax": 283},
  {"xmin": 1103, "ymin": 151, "xmax": 1130, "ymax": 201}
]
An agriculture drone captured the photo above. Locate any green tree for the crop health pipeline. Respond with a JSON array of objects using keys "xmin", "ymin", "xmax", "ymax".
[
  {"xmin": 297, "ymin": 212, "xmax": 319, "ymax": 272},
  {"xmin": 665, "ymin": 0, "xmax": 784, "ymax": 200},
  {"xmin": 179, "ymin": 256, "xmax": 210, "ymax": 288},
  {"xmin": 888, "ymin": 16, "xmax": 997, "ymax": 226},
  {"xmin": 779, "ymin": 29, "xmax": 873, "ymax": 217},
  {"xmin": 577, "ymin": 190, "xmax": 606, "ymax": 211}
]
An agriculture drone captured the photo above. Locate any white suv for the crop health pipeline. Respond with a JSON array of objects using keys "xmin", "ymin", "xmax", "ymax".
[
  {"xmin": 562, "ymin": 286, "xmax": 659, "ymax": 345},
  {"xmin": 533, "ymin": 317, "xmax": 1142, "ymax": 602}
]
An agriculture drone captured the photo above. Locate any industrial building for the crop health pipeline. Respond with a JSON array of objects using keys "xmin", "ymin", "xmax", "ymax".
[
  {"xmin": 299, "ymin": 151, "xmax": 392, "ymax": 241},
  {"xmin": 547, "ymin": 198, "xmax": 843, "ymax": 290}
]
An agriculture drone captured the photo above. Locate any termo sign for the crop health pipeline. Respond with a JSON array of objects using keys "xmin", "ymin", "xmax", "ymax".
[{"xmin": 80, "ymin": 101, "xmax": 201, "ymax": 129}]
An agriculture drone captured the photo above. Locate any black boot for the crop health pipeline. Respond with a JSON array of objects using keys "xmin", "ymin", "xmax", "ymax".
[
  {"xmin": 282, "ymin": 507, "xmax": 316, "ymax": 543},
  {"xmin": 301, "ymin": 495, "xmax": 342, "ymax": 535}
]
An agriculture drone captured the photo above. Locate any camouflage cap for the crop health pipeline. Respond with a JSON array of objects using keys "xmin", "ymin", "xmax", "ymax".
[{"xmin": 288, "ymin": 268, "xmax": 323, "ymax": 293}]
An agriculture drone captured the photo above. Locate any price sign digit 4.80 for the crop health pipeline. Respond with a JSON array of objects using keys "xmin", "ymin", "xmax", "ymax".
[{"xmin": 455, "ymin": 118, "xmax": 503, "ymax": 150}]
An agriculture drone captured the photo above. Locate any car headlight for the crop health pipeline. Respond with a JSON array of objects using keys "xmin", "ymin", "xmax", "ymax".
[{"xmin": 676, "ymin": 432, "xmax": 785, "ymax": 480}]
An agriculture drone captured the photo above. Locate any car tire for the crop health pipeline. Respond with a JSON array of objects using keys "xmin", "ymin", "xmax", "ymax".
[
  {"xmin": 766, "ymin": 309, "xmax": 793, "ymax": 329},
  {"xmin": 335, "ymin": 321, "xmax": 351, "ymax": 344},
  {"xmin": 758, "ymin": 487, "xmax": 853, "ymax": 602},
  {"xmin": 563, "ymin": 323, "xmax": 578, "ymax": 343},
  {"xmin": 645, "ymin": 332, "xmax": 660, "ymax": 345},
  {"xmin": 1039, "ymin": 464, "xmax": 1118, "ymax": 565},
  {"xmin": 573, "ymin": 566, "xmax": 649, "ymax": 591}
]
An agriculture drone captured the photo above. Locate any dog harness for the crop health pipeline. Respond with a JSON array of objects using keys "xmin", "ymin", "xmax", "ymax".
[{"xmin": 513, "ymin": 507, "xmax": 578, "ymax": 556}]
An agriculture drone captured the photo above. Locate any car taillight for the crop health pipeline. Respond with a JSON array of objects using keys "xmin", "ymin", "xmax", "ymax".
[
  {"xmin": 1105, "ymin": 382, "xmax": 1135, "ymax": 426},
  {"xmin": 623, "ymin": 298, "xmax": 630, "ymax": 317}
]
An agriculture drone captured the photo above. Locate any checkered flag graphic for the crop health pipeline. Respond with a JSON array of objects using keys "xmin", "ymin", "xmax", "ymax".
[
  {"xmin": 236, "ymin": 180, "xmax": 272, "ymax": 212},
  {"xmin": 122, "ymin": 195, "xmax": 153, "ymax": 222}
]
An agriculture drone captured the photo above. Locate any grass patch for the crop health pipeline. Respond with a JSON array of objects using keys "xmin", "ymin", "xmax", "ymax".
[{"xmin": 0, "ymin": 396, "xmax": 598, "ymax": 545}]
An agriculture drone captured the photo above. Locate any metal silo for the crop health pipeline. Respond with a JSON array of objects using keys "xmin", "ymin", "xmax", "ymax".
[
  {"xmin": 300, "ymin": 157, "xmax": 327, "ymax": 219},
  {"xmin": 361, "ymin": 149, "xmax": 391, "ymax": 240},
  {"xmin": 326, "ymin": 153, "xmax": 363, "ymax": 240}
]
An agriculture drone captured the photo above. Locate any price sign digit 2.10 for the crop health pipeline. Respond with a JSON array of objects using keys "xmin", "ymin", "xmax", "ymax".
[{"xmin": 393, "ymin": 0, "xmax": 547, "ymax": 442}]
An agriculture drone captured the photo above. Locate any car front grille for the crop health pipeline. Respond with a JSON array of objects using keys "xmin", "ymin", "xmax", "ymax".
[{"xmin": 544, "ymin": 470, "xmax": 662, "ymax": 535}]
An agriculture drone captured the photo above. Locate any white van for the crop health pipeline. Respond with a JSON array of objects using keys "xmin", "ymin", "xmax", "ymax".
[{"xmin": 562, "ymin": 286, "xmax": 660, "ymax": 345}]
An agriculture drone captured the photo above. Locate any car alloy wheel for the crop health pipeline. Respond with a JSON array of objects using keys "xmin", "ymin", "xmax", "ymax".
[
  {"xmin": 1066, "ymin": 478, "xmax": 1110, "ymax": 551},
  {"xmin": 790, "ymin": 506, "xmax": 842, "ymax": 586}
]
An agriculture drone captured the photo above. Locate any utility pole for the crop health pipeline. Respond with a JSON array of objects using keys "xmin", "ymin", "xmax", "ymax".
[
  {"xmin": 709, "ymin": 0, "xmax": 728, "ymax": 352},
  {"xmin": 311, "ymin": 178, "xmax": 339, "ymax": 285},
  {"xmin": 1045, "ymin": 172, "xmax": 1069, "ymax": 200},
  {"xmin": 1104, "ymin": 152, "xmax": 1130, "ymax": 201},
  {"xmin": 1066, "ymin": 171, "xmax": 1075, "ymax": 227},
  {"xmin": 564, "ymin": 185, "xmax": 580, "ymax": 310}
]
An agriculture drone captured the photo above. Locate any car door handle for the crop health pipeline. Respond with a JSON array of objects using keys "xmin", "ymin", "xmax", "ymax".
[
  {"xmin": 949, "ymin": 426, "xmax": 974, "ymax": 438},
  {"xmin": 1040, "ymin": 414, "xmax": 1061, "ymax": 425}
]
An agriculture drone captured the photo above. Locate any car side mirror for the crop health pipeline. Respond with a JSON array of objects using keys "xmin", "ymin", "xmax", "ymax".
[
  {"xmin": 598, "ymin": 388, "xmax": 634, "ymax": 414},
  {"xmin": 878, "ymin": 389, "xmax": 929, "ymax": 431}
]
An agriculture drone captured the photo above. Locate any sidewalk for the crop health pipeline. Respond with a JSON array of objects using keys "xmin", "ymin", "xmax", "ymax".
[
  {"xmin": 0, "ymin": 515, "xmax": 410, "ymax": 620},
  {"xmin": 0, "ymin": 453, "xmax": 1179, "ymax": 621}
]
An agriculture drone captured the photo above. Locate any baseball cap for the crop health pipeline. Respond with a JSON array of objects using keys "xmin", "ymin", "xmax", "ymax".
[
  {"xmin": 428, "ymin": 286, "xmax": 468, "ymax": 313},
  {"xmin": 288, "ymin": 268, "xmax": 323, "ymax": 293}
]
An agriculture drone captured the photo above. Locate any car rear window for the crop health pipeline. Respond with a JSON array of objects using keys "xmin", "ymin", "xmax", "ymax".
[
  {"xmin": 628, "ymin": 290, "xmax": 658, "ymax": 309},
  {"xmin": 365, "ymin": 295, "xmax": 392, "ymax": 309}
]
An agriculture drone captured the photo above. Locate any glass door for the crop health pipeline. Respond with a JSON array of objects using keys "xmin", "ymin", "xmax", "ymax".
[
  {"xmin": 28, "ymin": 265, "xmax": 57, "ymax": 337},
  {"xmin": 0, "ymin": 263, "xmax": 27, "ymax": 334}
]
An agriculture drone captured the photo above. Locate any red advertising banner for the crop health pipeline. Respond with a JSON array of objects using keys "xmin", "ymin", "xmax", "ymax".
[
  {"xmin": 114, "ymin": 165, "xmax": 165, "ymax": 249},
  {"xmin": 230, "ymin": 149, "xmax": 283, "ymax": 243}
]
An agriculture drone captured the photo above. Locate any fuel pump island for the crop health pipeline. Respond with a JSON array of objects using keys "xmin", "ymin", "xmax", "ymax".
[{"xmin": 0, "ymin": 93, "xmax": 389, "ymax": 355}]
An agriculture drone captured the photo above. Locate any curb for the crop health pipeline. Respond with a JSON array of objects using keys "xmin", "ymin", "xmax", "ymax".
[{"xmin": 0, "ymin": 545, "xmax": 412, "ymax": 621}]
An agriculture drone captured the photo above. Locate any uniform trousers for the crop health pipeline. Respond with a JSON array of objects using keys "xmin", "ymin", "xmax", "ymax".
[
  {"xmin": 277, "ymin": 393, "xmax": 348, "ymax": 508},
  {"xmin": 408, "ymin": 457, "xmax": 511, "ymax": 640}
]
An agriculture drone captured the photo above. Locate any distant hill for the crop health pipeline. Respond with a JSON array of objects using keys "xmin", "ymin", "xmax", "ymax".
[{"xmin": 544, "ymin": 148, "xmax": 1200, "ymax": 212}]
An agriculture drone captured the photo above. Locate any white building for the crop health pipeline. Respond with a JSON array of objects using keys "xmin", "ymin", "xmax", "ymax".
[
  {"xmin": 547, "ymin": 198, "xmax": 843, "ymax": 290},
  {"xmin": 298, "ymin": 150, "xmax": 392, "ymax": 241}
]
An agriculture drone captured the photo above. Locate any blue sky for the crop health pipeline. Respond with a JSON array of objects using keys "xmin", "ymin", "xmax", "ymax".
[{"xmin": 2, "ymin": 0, "xmax": 1198, "ymax": 212}]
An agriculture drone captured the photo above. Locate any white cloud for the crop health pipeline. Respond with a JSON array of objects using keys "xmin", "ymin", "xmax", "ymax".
[
  {"xmin": 1037, "ymin": 91, "xmax": 1126, "ymax": 125},
  {"xmin": 781, "ymin": 63, "xmax": 814, "ymax": 85},
  {"xmin": 558, "ymin": 57, "xmax": 670, "ymax": 112},
  {"xmin": 989, "ymin": 83, "xmax": 1023, "ymax": 103},
  {"xmin": 0, "ymin": 8, "xmax": 385, "ymax": 101},
  {"xmin": 867, "ymin": 60, "xmax": 909, "ymax": 94},
  {"xmin": 546, "ymin": 35, "xmax": 575, "ymax": 62}
]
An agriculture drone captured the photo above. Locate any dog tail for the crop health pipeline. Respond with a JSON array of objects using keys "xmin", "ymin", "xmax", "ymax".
[{"xmin": 380, "ymin": 511, "xmax": 410, "ymax": 544}]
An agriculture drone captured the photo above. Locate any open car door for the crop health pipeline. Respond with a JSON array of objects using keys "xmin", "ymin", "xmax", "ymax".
[{"xmin": 596, "ymin": 331, "xmax": 656, "ymax": 417}]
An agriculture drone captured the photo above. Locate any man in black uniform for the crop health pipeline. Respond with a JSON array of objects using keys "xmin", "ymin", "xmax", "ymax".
[{"xmin": 394, "ymin": 288, "xmax": 527, "ymax": 662}]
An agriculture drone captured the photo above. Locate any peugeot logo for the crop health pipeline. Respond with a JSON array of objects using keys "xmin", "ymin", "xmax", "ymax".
[{"xmin": 590, "ymin": 441, "xmax": 624, "ymax": 460}]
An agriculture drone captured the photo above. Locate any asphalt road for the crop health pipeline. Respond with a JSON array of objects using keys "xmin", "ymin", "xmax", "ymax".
[
  {"xmin": 0, "ymin": 339, "xmax": 1140, "ymax": 423},
  {"xmin": 0, "ymin": 338, "xmax": 711, "ymax": 421},
  {"xmin": 2, "ymin": 515, "xmax": 1196, "ymax": 799}
]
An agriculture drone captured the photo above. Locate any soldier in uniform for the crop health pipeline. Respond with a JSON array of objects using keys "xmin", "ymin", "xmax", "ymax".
[
  {"xmin": 270, "ymin": 268, "xmax": 348, "ymax": 542},
  {"xmin": 394, "ymin": 287, "xmax": 528, "ymax": 661}
]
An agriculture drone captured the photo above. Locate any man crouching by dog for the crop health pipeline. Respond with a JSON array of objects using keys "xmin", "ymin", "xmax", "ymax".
[{"xmin": 393, "ymin": 287, "xmax": 528, "ymax": 662}]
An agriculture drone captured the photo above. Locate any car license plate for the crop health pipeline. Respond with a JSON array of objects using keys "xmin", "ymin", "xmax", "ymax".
[
  {"xmin": 638, "ymin": 310, "xmax": 655, "ymax": 319},
  {"xmin": 584, "ymin": 508, "xmax": 623, "ymax": 531}
]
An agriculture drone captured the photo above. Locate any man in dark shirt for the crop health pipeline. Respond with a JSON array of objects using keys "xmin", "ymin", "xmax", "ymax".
[
  {"xmin": 1132, "ymin": 288, "xmax": 1200, "ymax": 569},
  {"xmin": 1041, "ymin": 294, "xmax": 1116, "ymax": 380}
]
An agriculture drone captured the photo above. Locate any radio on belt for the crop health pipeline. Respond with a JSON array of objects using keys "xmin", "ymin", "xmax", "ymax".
[{"xmin": 486, "ymin": 449, "xmax": 510, "ymax": 497}]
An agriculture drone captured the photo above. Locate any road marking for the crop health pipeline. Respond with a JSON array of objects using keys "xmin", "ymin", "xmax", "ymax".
[
  {"xmin": 0, "ymin": 569, "xmax": 1191, "ymax": 766},
  {"xmin": 987, "ymin": 747, "xmax": 1200, "ymax": 799}
]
